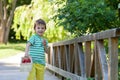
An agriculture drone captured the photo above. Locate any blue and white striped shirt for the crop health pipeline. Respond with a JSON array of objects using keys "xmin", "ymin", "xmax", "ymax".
[{"xmin": 28, "ymin": 34, "xmax": 48, "ymax": 66}]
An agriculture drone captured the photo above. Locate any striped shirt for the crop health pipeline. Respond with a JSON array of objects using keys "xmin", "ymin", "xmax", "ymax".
[{"xmin": 28, "ymin": 34, "xmax": 48, "ymax": 66}]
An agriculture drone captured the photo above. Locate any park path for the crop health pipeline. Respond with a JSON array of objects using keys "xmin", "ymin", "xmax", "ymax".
[{"xmin": 0, "ymin": 52, "xmax": 60, "ymax": 80}]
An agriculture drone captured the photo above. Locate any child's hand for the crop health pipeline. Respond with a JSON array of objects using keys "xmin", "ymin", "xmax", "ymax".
[
  {"xmin": 42, "ymin": 39, "xmax": 46, "ymax": 47},
  {"xmin": 24, "ymin": 53, "xmax": 29, "ymax": 57},
  {"xmin": 42, "ymin": 39, "xmax": 48, "ymax": 53}
]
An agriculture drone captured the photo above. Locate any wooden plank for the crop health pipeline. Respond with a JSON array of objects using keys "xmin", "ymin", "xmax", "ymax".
[
  {"xmin": 78, "ymin": 43, "xmax": 85, "ymax": 77},
  {"xmin": 46, "ymin": 64, "xmax": 87, "ymax": 80},
  {"xmin": 52, "ymin": 47, "xmax": 55, "ymax": 66},
  {"xmin": 60, "ymin": 46, "xmax": 65, "ymax": 70},
  {"xmin": 57, "ymin": 46, "xmax": 61, "ymax": 68},
  {"xmin": 45, "ymin": 47, "xmax": 49, "ymax": 64},
  {"xmin": 54, "ymin": 47, "xmax": 59, "ymax": 67},
  {"xmin": 74, "ymin": 42, "xmax": 79, "ymax": 75},
  {"xmin": 94, "ymin": 28, "xmax": 120, "ymax": 40},
  {"xmin": 69, "ymin": 44, "xmax": 75, "ymax": 73},
  {"xmin": 64, "ymin": 45, "xmax": 70, "ymax": 72},
  {"xmin": 95, "ymin": 41, "xmax": 102, "ymax": 80},
  {"xmin": 49, "ymin": 28, "xmax": 120, "ymax": 46},
  {"xmin": 97, "ymin": 40, "xmax": 108, "ymax": 80},
  {"xmin": 89, "ymin": 51, "xmax": 95, "ymax": 77},
  {"xmin": 84, "ymin": 41, "xmax": 91, "ymax": 77},
  {"xmin": 50, "ymin": 45, "xmax": 54, "ymax": 65},
  {"xmin": 77, "ymin": 28, "xmax": 120, "ymax": 42},
  {"xmin": 108, "ymin": 38, "xmax": 118, "ymax": 80},
  {"xmin": 62, "ymin": 46, "xmax": 67, "ymax": 71}
]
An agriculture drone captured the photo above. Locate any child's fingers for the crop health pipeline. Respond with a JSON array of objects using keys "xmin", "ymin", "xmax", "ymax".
[{"xmin": 42, "ymin": 39, "xmax": 46, "ymax": 45}]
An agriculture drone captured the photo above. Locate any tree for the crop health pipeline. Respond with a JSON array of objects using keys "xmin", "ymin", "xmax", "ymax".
[
  {"xmin": 0, "ymin": 0, "xmax": 17, "ymax": 44},
  {"xmin": 12, "ymin": 0, "xmax": 72, "ymax": 42},
  {"xmin": 54, "ymin": 0, "xmax": 119, "ymax": 37},
  {"xmin": 0, "ymin": 0, "xmax": 31, "ymax": 44}
]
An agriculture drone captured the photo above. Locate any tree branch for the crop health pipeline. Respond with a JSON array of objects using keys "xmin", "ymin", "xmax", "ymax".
[
  {"xmin": 3, "ymin": 0, "xmax": 7, "ymax": 20},
  {"xmin": 7, "ymin": 0, "xmax": 17, "ymax": 27},
  {"xmin": 0, "ymin": 0, "xmax": 3, "ymax": 21}
]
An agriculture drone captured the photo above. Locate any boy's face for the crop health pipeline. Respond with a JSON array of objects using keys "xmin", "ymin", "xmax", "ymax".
[{"xmin": 35, "ymin": 24, "xmax": 46, "ymax": 36}]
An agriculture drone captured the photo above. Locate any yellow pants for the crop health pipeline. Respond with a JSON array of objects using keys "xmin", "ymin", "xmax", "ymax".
[{"xmin": 27, "ymin": 63, "xmax": 45, "ymax": 80}]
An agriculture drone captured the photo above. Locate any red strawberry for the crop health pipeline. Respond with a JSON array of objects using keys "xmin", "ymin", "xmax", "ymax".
[
  {"xmin": 26, "ymin": 58, "xmax": 31, "ymax": 63},
  {"xmin": 22, "ymin": 57, "xmax": 31, "ymax": 63}
]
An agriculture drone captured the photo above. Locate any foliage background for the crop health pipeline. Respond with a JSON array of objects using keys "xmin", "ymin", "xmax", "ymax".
[
  {"xmin": 54, "ymin": 0, "xmax": 120, "ymax": 37},
  {"xmin": 11, "ymin": 0, "xmax": 72, "ymax": 43},
  {"xmin": 10, "ymin": 0, "xmax": 120, "ymax": 42}
]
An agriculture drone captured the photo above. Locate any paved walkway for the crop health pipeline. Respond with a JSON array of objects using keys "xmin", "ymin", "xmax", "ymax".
[{"xmin": 0, "ymin": 52, "xmax": 60, "ymax": 80}]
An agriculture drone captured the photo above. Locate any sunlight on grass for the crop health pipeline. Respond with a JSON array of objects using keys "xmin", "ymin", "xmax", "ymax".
[
  {"xmin": 0, "ymin": 43, "xmax": 26, "ymax": 59},
  {"xmin": 0, "ymin": 49, "xmax": 23, "ymax": 59},
  {"xmin": 0, "ymin": 43, "xmax": 26, "ymax": 51}
]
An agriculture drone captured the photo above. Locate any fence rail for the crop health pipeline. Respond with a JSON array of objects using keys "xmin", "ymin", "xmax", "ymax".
[{"xmin": 46, "ymin": 28, "xmax": 120, "ymax": 80}]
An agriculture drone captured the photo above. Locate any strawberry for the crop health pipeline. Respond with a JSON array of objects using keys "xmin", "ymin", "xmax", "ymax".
[{"xmin": 22, "ymin": 57, "xmax": 31, "ymax": 63}]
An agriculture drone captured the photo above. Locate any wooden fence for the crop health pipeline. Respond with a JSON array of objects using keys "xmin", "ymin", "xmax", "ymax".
[{"xmin": 46, "ymin": 28, "xmax": 120, "ymax": 80}]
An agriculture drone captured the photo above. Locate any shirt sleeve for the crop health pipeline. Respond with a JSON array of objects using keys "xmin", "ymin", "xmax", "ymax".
[{"xmin": 28, "ymin": 35, "xmax": 35, "ymax": 45}]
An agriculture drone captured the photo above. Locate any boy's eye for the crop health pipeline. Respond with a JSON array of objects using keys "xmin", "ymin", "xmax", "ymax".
[
  {"xmin": 37, "ymin": 27, "xmax": 45, "ymax": 29},
  {"xmin": 41, "ymin": 27, "xmax": 45, "ymax": 29},
  {"xmin": 37, "ymin": 27, "xmax": 40, "ymax": 29}
]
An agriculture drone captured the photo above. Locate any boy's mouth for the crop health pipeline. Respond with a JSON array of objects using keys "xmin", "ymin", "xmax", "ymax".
[{"xmin": 38, "ymin": 32, "xmax": 43, "ymax": 34}]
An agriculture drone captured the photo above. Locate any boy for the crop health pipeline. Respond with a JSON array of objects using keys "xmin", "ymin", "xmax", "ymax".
[{"xmin": 24, "ymin": 19, "xmax": 48, "ymax": 80}]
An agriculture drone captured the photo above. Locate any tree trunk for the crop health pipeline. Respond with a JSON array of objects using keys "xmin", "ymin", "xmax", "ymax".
[
  {"xmin": 0, "ymin": 19, "xmax": 6, "ymax": 44},
  {"xmin": 0, "ymin": 27, "xmax": 5, "ymax": 43},
  {"xmin": 0, "ymin": 0, "xmax": 17, "ymax": 44}
]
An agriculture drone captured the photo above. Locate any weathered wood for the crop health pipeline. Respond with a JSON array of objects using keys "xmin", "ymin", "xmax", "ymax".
[
  {"xmin": 46, "ymin": 64, "xmax": 87, "ymax": 80},
  {"xmin": 89, "ymin": 52, "xmax": 95, "ymax": 77},
  {"xmin": 108, "ymin": 38, "xmax": 118, "ymax": 80},
  {"xmin": 85, "ymin": 41, "xmax": 91, "ymax": 77},
  {"xmin": 64, "ymin": 45, "xmax": 70, "ymax": 72},
  {"xmin": 49, "ymin": 45, "xmax": 55, "ymax": 65},
  {"xmin": 69, "ymin": 44, "xmax": 75, "ymax": 73},
  {"xmin": 63, "ymin": 46, "xmax": 67, "ymax": 71},
  {"xmin": 57, "ymin": 46, "xmax": 61, "ymax": 68},
  {"xmin": 45, "ymin": 47, "xmax": 50, "ymax": 63},
  {"xmin": 46, "ymin": 28, "xmax": 120, "ymax": 80},
  {"xmin": 95, "ymin": 41, "xmax": 102, "ymax": 80},
  {"xmin": 97, "ymin": 40, "xmax": 108, "ymax": 80},
  {"xmin": 74, "ymin": 42, "xmax": 79, "ymax": 75},
  {"xmin": 49, "ymin": 45, "xmax": 52, "ymax": 64},
  {"xmin": 51, "ymin": 28, "xmax": 120, "ymax": 46},
  {"xmin": 78, "ymin": 43, "xmax": 85, "ymax": 77},
  {"xmin": 60, "ymin": 46, "xmax": 64, "ymax": 70},
  {"xmin": 55, "ymin": 47, "xmax": 59, "ymax": 67}
]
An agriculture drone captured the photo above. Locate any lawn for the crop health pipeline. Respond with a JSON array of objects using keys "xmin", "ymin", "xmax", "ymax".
[{"xmin": 0, "ymin": 43, "xmax": 26, "ymax": 59}]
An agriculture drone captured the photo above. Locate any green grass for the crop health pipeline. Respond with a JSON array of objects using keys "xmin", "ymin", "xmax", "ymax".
[{"xmin": 0, "ymin": 42, "xmax": 26, "ymax": 59}]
